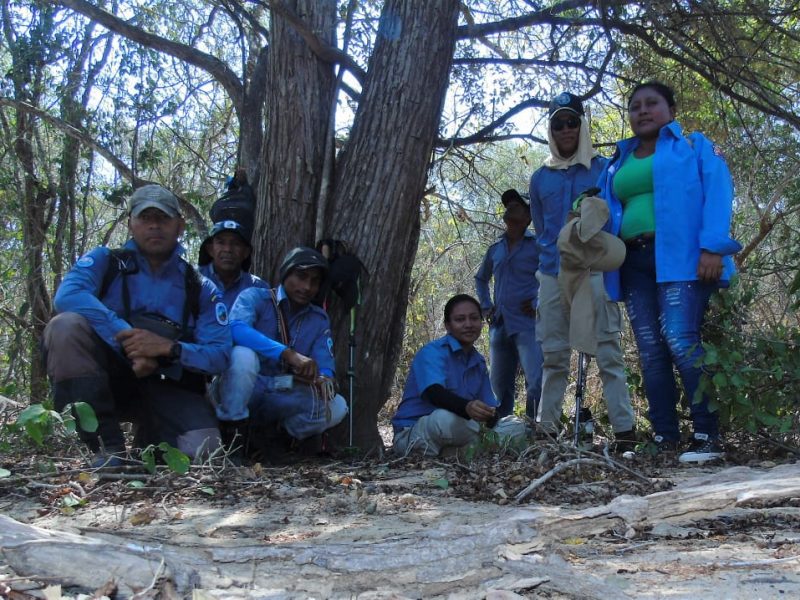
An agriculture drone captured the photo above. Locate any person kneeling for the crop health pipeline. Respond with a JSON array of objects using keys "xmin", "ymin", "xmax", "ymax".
[
  {"xmin": 213, "ymin": 247, "xmax": 348, "ymax": 458},
  {"xmin": 392, "ymin": 294, "xmax": 526, "ymax": 457}
]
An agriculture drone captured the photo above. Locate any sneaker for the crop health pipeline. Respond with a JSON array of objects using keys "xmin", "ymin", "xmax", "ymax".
[
  {"xmin": 637, "ymin": 435, "xmax": 679, "ymax": 456},
  {"xmin": 679, "ymin": 433, "xmax": 724, "ymax": 464}
]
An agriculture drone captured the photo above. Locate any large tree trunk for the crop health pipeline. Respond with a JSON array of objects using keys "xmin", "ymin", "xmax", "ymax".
[
  {"xmin": 253, "ymin": 0, "xmax": 337, "ymax": 279},
  {"xmin": 325, "ymin": 0, "xmax": 461, "ymax": 448}
]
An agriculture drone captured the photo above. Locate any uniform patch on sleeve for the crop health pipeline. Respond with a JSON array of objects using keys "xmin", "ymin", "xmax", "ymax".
[
  {"xmin": 76, "ymin": 255, "xmax": 94, "ymax": 268},
  {"xmin": 215, "ymin": 302, "xmax": 229, "ymax": 325},
  {"xmin": 713, "ymin": 144, "xmax": 724, "ymax": 157},
  {"xmin": 327, "ymin": 336, "xmax": 334, "ymax": 357}
]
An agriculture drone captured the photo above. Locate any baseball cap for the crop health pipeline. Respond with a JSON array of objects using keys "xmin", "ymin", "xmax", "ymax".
[
  {"xmin": 278, "ymin": 247, "xmax": 329, "ymax": 282},
  {"xmin": 501, "ymin": 189, "xmax": 529, "ymax": 210},
  {"xmin": 128, "ymin": 184, "xmax": 181, "ymax": 218},
  {"xmin": 198, "ymin": 219, "xmax": 253, "ymax": 270},
  {"xmin": 548, "ymin": 92, "xmax": 585, "ymax": 118}
]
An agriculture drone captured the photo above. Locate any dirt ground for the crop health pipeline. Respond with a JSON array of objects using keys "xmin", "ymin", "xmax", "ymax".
[{"xmin": 1, "ymin": 433, "xmax": 800, "ymax": 599}]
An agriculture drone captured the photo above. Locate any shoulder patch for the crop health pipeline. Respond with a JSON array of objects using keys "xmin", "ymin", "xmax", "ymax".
[
  {"xmin": 713, "ymin": 144, "xmax": 724, "ymax": 157},
  {"xmin": 76, "ymin": 255, "xmax": 94, "ymax": 268},
  {"xmin": 215, "ymin": 302, "xmax": 229, "ymax": 326},
  {"xmin": 327, "ymin": 336, "xmax": 334, "ymax": 357}
]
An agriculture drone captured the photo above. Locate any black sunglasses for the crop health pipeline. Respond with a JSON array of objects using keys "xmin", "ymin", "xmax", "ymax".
[{"xmin": 551, "ymin": 117, "xmax": 581, "ymax": 131}]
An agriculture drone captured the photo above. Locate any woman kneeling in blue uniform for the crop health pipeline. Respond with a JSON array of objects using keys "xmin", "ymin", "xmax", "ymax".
[{"xmin": 392, "ymin": 294, "xmax": 526, "ymax": 456}]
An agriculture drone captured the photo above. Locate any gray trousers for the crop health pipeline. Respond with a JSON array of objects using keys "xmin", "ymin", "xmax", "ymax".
[
  {"xmin": 392, "ymin": 410, "xmax": 528, "ymax": 456},
  {"xmin": 535, "ymin": 272, "xmax": 635, "ymax": 434}
]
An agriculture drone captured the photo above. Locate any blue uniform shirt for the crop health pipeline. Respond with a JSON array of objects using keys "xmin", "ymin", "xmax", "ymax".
[
  {"xmin": 597, "ymin": 121, "xmax": 742, "ymax": 300},
  {"xmin": 54, "ymin": 239, "xmax": 232, "ymax": 375},
  {"xmin": 475, "ymin": 230, "xmax": 539, "ymax": 337},
  {"xmin": 199, "ymin": 263, "xmax": 268, "ymax": 310},
  {"xmin": 392, "ymin": 334, "xmax": 498, "ymax": 429},
  {"xmin": 529, "ymin": 156, "xmax": 607, "ymax": 276},
  {"xmin": 229, "ymin": 285, "xmax": 335, "ymax": 378}
]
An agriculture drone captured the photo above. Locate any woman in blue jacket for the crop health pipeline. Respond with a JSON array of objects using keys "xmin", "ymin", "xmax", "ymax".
[{"xmin": 597, "ymin": 81, "xmax": 741, "ymax": 464}]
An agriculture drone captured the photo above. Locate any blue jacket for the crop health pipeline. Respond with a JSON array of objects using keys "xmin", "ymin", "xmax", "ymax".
[
  {"xmin": 54, "ymin": 240, "xmax": 231, "ymax": 375},
  {"xmin": 597, "ymin": 121, "xmax": 742, "ymax": 300},
  {"xmin": 199, "ymin": 263, "xmax": 268, "ymax": 310},
  {"xmin": 474, "ymin": 230, "xmax": 539, "ymax": 336},
  {"xmin": 392, "ymin": 334, "xmax": 498, "ymax": 429},
  {"xmin": 229, "ymin": 285, "xmax": 335, "ymax": 378},
  {"xmin": 529, "ymin": 156, "xmax": 607, "ymax": 276}
]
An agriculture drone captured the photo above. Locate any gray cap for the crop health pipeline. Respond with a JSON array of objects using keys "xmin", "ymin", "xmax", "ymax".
[{"xmin": 128, "ymin": 184, "xmax": 181, "ymax": 218}]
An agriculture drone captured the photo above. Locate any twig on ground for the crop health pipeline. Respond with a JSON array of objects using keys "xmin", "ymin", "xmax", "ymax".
[
  {"xmin": 130, "ymin": 556, "xmax": 166, "ymax": 599},
  {"xmin": 515, "ymin": 458, "xmax": 608, "ymax": 503}
]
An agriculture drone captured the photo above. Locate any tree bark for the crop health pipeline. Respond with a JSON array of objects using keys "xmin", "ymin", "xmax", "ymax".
[
  {"xmin": 324, "ymin": 0, "xmax": 462, "ymax": 447},
  {"xmin": 253, "ymin": 0, "xmax": 337, "ymax": 279}
]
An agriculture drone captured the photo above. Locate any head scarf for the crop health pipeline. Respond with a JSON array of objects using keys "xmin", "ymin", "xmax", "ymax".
[{"xmin": 544, "ymin": 115, "xmax": 598, "ymax": 170}]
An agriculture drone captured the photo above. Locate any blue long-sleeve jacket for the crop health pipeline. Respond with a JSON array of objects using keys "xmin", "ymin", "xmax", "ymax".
[
  {"xmin": 54, "ymin": 240, "xmax": 232, "ymax": 375},
  {"xmin": 199, "ymin": 263, "xmax": 268, "ymax": 310},
  {"xmin": 597, "ymin": 120, "xmax": 742, "ymax": 300},
  {"xmin": 392, "ymin": 334, "xmax": 497, "ymax": 429},
  {"xmin": 474, "ymin": 230, "xmax": 539, "ymax": 336},
  {"xmin": 529, "ymin": 156, "xmax": 607, "ymax": 277},
  {"xmin": 229, "ymin": 285, "xmax": 335, "ymax": 378}
]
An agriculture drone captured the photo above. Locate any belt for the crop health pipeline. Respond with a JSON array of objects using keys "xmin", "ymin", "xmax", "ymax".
[{"xmin": 625, "ymin": 232, "xmax": 655, "ymax": 249}]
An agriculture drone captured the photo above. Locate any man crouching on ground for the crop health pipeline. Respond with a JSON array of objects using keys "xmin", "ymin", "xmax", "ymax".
[{"xmin": 213, "ymin": 247, "xmax": 348, "ymax": 456}]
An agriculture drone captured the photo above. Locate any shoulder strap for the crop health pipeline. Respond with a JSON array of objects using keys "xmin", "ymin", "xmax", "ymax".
[
  {"xmin": 268, "ymin": 288, "xmax": 290, "ymax": 346},
  {"xmin": 180, "ymin": 258, "xmax": 202, "ymax": 335},
  {"xmin": 100, "ymin": 248, "xmax": 138, "ymax": 319}
]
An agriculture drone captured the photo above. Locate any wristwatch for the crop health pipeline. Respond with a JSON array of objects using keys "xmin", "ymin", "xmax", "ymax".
[{"xmin": 168, "ymin": 341, "xmax": 182, "ymax": 363}]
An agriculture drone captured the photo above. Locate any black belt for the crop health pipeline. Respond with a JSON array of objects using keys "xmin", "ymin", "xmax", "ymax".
[{"xmin": 625, "ymin": 233, "xmax": 655, "ymax": 248}]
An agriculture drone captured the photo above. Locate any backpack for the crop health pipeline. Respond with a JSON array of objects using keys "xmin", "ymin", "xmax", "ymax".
[
  {"xmin": 315, "ymin": 239, "xmax": 368, "ymax": 311},
  {"xmin": 209, "ymin": 169, "xmax": 256, "ymax": 235},
  {"xmin": 100, "ymin": 248, "xmax": 202, "ymax": 341}
]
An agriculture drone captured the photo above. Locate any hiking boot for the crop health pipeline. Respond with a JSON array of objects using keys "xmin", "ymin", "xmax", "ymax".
[
  {"xmin": 678, "ymin": 433, "xmax": 724, "ymax": 464},
  {"xmin": 612, "ymin": 429, "xmax": 637, "ymax": 453}
]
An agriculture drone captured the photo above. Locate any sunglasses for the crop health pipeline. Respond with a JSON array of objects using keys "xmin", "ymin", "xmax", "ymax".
[{"xmin": 551, "ymin": 117, "xmax": 581, "ymax": 131}]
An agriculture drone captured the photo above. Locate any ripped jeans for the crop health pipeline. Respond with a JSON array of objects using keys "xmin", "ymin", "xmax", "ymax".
[{"xmin": 621, "ymin": 243, "xmax": 718, "ymax": 441}]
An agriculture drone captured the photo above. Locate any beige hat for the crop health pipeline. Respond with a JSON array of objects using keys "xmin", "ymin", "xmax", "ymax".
[{"xmin": 128, "ymin": 184, "xmax": 180, "ymax": 218}]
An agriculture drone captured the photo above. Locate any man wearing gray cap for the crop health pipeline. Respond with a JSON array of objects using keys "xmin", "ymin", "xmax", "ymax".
[
  {"xmin": 43, "ymin": 184, "xmax": 232, "ymax": 467},
  {"xmin": 213, "ymin": 246, "xmax": 348, "ymax": 458},
  {"xmin": 528, "ymin": 93, "xmax": 636, "ymax": 450}
]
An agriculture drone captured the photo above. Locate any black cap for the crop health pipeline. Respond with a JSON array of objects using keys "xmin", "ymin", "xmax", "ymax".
[
  {"xmin": 278, "ymin": 247, "xmax": 329, "ymax": 282},
  {"xmin": 501, "ymin": 189, "xmax": 529, "ymax": 210},
  {"xmin": 548, "ymin": 92, "xmax": 585, "ymax": 118},
  {"xmin": 198, "ymin": 219, "xmax": 253, "ymax": 271}
]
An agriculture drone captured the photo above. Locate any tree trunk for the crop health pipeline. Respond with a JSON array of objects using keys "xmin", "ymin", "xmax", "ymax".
[
  {"xmin": 325, "ymin": 0, "xmax": 461, "ymax": 448},
  {"xmin": 253, "ymin": 0, "xmax": 337, "ymax": 280}
]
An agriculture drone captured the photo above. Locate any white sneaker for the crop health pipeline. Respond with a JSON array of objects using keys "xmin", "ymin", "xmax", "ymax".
[{"xmin": 678, "ymin": 433, "xmax": 724, "ymax": 464}]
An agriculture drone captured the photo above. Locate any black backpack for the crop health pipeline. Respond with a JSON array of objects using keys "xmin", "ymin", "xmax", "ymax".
[
  {"xmin": 209, "ymin": 169, "xmax": 256, "ymax": 236},
  {"xmin": 315, "ymin": 239, "xmax": 368, "ymax": 311},
  {"xmin": 100, "ymin": 248, "xmax": 201, "ymax": 340}
]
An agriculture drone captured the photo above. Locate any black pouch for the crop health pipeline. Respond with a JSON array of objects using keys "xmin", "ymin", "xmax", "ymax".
[{"xmin": 129, "ymin": 312, "xmax": 184, "ymax": 381}]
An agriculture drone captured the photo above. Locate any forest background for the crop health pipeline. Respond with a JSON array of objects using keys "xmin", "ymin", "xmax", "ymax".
[{"xmin": 0, "ymin": 0, "xmax": 798, "ymax": 453}]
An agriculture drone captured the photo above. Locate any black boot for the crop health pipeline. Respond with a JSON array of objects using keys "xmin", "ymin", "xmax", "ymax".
[{"xmin": 219, "ymin": 419, "xmax": 249, "ymax": 464}]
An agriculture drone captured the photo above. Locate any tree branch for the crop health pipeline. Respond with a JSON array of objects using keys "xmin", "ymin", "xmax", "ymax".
[{"xmin": 57, "ymin": 0, "xmax": 244, "ymax": 111}]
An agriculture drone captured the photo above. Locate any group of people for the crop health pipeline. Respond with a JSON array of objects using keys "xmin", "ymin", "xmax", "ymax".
[
  {"xmin": 43, "ymin": 80, "xmax": 739, "ymax": 469},
  {"xmin": 392, "ymin": 82, "xmax": 740, "ymax": 465},
  {"xmin": 44, "ymin": 181, "xmax": 348, "ymax": 467}
]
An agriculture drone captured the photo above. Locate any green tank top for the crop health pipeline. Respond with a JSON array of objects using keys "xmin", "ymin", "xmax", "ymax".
[{"xmin": 613, "ymin": 153, "xmax": 656, "ymax": 241}]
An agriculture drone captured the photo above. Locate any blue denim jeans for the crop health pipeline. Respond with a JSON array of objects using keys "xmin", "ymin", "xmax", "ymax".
[
  {"xmin": 620, "ymin": 243, "xmax": 718, "ymax": 441},
  {"xmin": 488, "ymin": 322, "xmax": 543, "ymax": 418},
  {"xmin": 213, "ymin": 346, "xmax": 348, "ymax": 440}
]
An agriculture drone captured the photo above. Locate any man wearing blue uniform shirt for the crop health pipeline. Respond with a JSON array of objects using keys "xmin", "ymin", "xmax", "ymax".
[
  {"xmin": 198, "ymin": 219, "xmax": 268, "ymax": 309},
  {"xmin": 43, "ymin": 184, "xmax": 232, "ymax": 467},
  {"xmin": 213, "ymin": 247, "xmax": 348, "ymax": 452},
  {"xmin": 475, "ymin": 189, "xmax": 543, "ymax": 420},
  {"xmin": 529, "ymin": 92, "xmax": 636, "ymax": 448},
  {"xmin": 392, "ymin": 294, "xmax": 527, "ymax": 456}
]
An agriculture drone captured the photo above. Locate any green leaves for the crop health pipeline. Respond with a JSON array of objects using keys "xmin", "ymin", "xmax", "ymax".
[{"xmin": 141, "ymin": 443, "xmax": 190, "ymax": 475}]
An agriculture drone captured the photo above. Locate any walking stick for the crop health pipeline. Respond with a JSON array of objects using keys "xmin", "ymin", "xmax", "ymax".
[
  {"xmin": 347, "ymin": 277, "xmax": 362, "ymax": 448},
  {"xmin": 573, "ymin": 352, "xmax": 591, "ymax": 447}
]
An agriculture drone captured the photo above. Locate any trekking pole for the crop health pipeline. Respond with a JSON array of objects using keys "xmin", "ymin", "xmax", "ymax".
[
  {"xmin": 347, "ymin": 275, "xmax": 362, "ymax": 448},
  {"xmin": 573, "ymin": 352, "xmax": 590, "ymax": 447}
]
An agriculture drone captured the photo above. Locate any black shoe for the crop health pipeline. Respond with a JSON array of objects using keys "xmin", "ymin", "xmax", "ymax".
[
  {"xmin": 219, "ymin": 419, "xmax": 249, "ymax": 464},
  {"xmin": 679, "ymin": 433, "xmax": 724, "ymax": 464},
  {"xmin": 638, "ymin": 435, "xmax": 679, "ymax": 456},
  {"xmin": 612, "ymin": 429, "xmax": 637, "ymax": 453}
]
